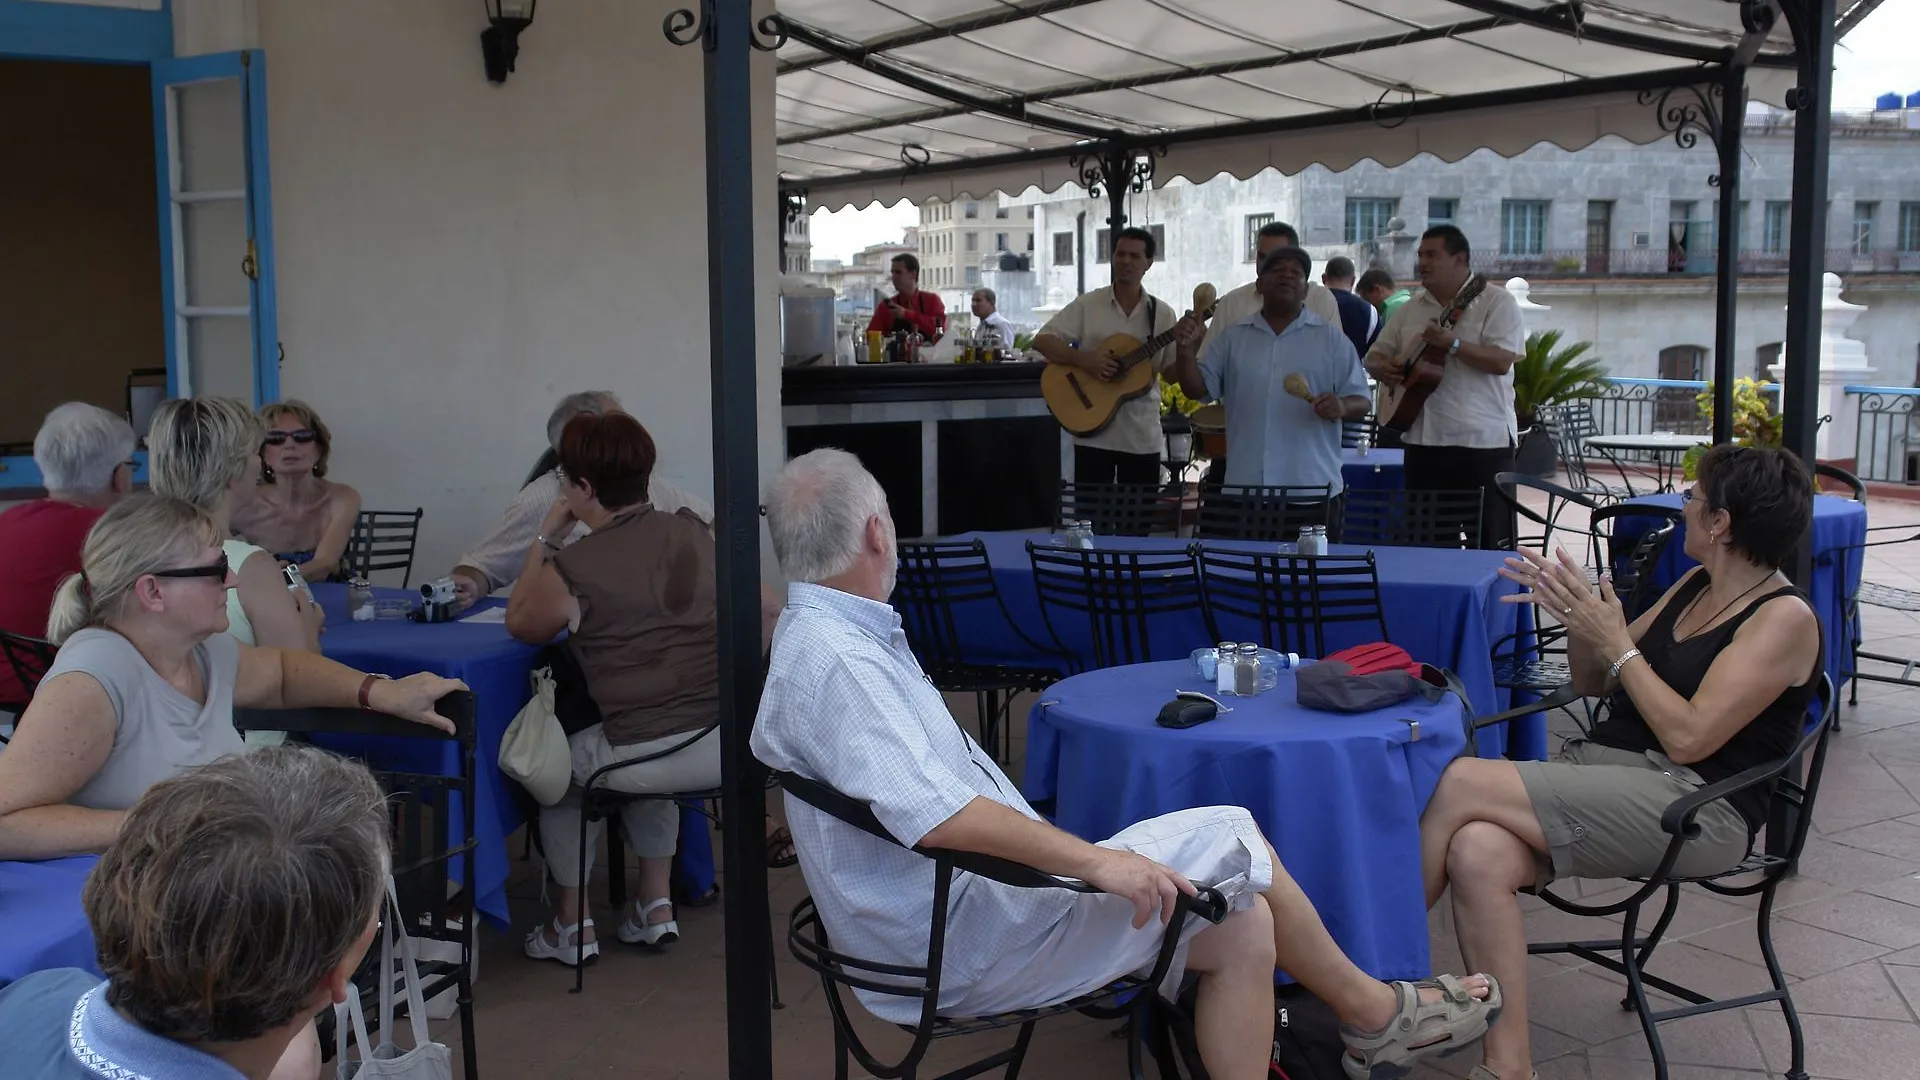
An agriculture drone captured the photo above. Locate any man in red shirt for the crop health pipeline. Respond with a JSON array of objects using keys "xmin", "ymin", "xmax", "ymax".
[
  {"xmin": 0, "ymin": 402, "xmax": 136, "ymax": 705},
  {"xmin": 866, "ymin": 254, "xmax": 945, "ymax": 343}
]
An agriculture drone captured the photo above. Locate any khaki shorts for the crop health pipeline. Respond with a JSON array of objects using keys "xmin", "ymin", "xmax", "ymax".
[{"xmin": 1514, "ymin": 739, "xmax": 1751, "ymax": 887}]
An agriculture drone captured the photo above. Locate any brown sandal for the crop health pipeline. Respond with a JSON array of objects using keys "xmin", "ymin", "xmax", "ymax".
[{"xmin": 766, "ymin": 824, "xmax": 797, "ymax": 868}]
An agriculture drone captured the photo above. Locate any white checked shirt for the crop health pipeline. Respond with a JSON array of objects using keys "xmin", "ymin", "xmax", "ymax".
[
  {"xmin": 751, "ymin": 583, "xmax": 1075, "ymax": 1021},
  {"xmin": 454, "ymin": 469, "xmax": 711, "ymax": 590}
]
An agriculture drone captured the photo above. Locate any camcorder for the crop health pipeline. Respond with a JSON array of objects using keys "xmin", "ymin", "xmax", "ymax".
[{"xmin": 415, "ymin": 577, "xmax": 460, "ymax": 624}]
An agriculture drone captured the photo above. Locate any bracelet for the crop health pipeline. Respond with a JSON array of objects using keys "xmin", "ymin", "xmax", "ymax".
[
  {"xmin": 357, "ymin": 672, "xmax": 392, "ymax": 711},
  {"xmin": 1608, "ymin": 648, "xmax": 1643, "ymax": 680},
  {"xmin": 536, "ymin": 534, "xmax": 562, "ymax": 552}
]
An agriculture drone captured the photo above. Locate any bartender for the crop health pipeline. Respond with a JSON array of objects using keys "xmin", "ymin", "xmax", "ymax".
[{"xmin": 867, "ymin": 253, "xmax": 945, "ymax": 343}]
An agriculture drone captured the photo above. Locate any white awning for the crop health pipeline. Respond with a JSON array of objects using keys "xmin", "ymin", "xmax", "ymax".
[{"xmin": 772, "ymin": 1, "xmax": 1857, "ymax": 211}]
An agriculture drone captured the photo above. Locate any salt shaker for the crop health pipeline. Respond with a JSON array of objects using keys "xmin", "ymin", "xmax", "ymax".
[
  {"xmin": 1215, "ymin": 641, "xmax": 1238, "ymax": 696},
  {"xmin": 1075, "ymin": 520, "xmax": 1096, "ymax": 550},
  {"xmin": 348, "ymin": 576, "xmax": 376, "ymax": 622}
]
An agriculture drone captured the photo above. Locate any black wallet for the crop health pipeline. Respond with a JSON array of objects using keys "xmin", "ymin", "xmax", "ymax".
[{"xmin": 1155, "ymin": 697, "xmax": 1219, "ymax": 729}]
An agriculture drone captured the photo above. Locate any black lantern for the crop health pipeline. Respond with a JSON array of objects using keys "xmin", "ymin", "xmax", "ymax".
[{"xmin": 480, "ymin": 0, "xmax": 537, "ymax": 84}]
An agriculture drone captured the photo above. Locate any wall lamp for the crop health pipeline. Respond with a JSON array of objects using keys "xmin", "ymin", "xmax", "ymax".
[{"xmin": 481, "ymin": 0, "xmax": 537, "ymax": 84}]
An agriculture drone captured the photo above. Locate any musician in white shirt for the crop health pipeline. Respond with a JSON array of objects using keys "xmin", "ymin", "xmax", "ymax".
[{"xmin": 1364, "ymin": 226, "xmax": 1526, "ymax": 549}]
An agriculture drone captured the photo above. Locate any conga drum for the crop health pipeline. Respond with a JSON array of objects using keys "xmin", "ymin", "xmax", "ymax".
[{"xmin": 1189, "ymin": 403, "xmax": 1227, "ymax": 460}]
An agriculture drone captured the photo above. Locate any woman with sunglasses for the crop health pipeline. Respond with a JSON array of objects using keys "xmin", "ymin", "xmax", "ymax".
[
  {"xmin": 231, "ymin": 400, "xmax": 361, "ymax": 584},
  {"xmin": 1415, "ymin": 444, "xmax": 1822, "ymax": 1080},
  {"xmin": 0, "ymin": 495, "xmax": 463, "ymax": 862}
]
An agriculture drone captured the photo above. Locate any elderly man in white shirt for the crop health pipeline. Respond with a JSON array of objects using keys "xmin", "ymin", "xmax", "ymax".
[{"xmin": 751, "ymin": 448, "xmax": 1500, "ymax": 1080}]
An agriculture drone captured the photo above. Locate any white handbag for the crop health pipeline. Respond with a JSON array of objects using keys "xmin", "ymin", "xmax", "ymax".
[
  {"xmin": 334, "ymin": 880, "xmax": 454, "ymax": 1080},
  {"xmin": 497, "ymin": 664, "xmax": 570, "ymax": 806}
]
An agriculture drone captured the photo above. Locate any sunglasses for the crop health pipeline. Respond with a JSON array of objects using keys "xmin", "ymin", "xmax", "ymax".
[
  {"xmin": 263, "ymin": 429, "xmax": 316, "ymax": 446},
  {"xmin": 151, "ymin": 554, "xmax": 231, "ymax": 581}
]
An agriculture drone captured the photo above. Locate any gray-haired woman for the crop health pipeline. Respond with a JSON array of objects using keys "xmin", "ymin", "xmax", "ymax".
[
  {"xmin": 0, "ymin": 746, "xmax": 392, "ymax": 1080},
  {"xmin": 149, "ymin": 397, "xmax": 324, "ymax": 652},
  {"xmin": 0, "ymin": 495, "xmax": 463, "ymax": 862}
]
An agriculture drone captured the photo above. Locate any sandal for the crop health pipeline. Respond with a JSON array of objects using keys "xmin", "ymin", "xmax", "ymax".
[
  {"xmin": 767, "ymin": 824, "xmax": 797, "ymax": 869},
  {"xmin": 523, "ymin": 918, "xmax": 599, "ymax": 967},
  {"xmin": 1339, "ymin": 973, "xmax": 1502, "ymax": 1080},
  {"xmin": 618, "ymin": 897, "xmax": 679, "ymax": 947}
]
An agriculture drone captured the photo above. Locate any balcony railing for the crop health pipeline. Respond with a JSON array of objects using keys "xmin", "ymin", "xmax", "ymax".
[
  {"xmin": 1482, "ymin": 248, "xmax": 1920, "ymax": 278},
  {"xmin": 1848, "ymin": 386, "xmax": 1920, "ymax": 483}
]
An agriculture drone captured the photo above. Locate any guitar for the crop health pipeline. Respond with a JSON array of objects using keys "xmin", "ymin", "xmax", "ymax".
[
  {"xmin": 1042, "ymin": 282, "xmax": 1218, "ymax": 437},
  {"xmin": 1379, "ymin": 275, "xmax": 1489, "ymax": 433}
]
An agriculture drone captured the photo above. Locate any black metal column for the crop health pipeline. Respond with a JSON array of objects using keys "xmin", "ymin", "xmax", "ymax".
[
  {"xmin": 667, "ymin": 4, "xmax": 775, "ymax": 1079},
  {"xmin": 1711, "ymin": 67, "xmax": 1746, "ymax": 445},
  {"xmin": 1780, "ymin": 0, "xmax": 1834, "ymax": 465}
]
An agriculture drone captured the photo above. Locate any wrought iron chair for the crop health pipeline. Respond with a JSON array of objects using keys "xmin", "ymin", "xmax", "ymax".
[
  {"xmin": 1466, "ymin": 676, "xmax": 1836, "ymax": 1080},
  {"xmin": 0, "ymin": 631, "xmax": 57, "ymax": 741},
  {"xmin": 348, "ymin": 508, "xmax": 426, "ymax": 586},
  {"xmin": 1193, "ymin": 546, "xmax": 1388, "ymax": 658},
  {"xmin": 1550, "ymin": 402, "xmax": 1640, "ymax": 498},
  {"xmin": 1026, "ymin": 542, "xmax": 1199, "ymax": 669},
  {"xmin": 774, "ymin": 769, "xmax": 1224, "ymax": 1080},
  {"xmin": 894, "ymin": 540, "xmax": 1073, "ymax": 762},
  {"xmin": 1341, "ymin": 488, "xmax": 1486, "ymax": 549},
  {"xmin": 1192, "ymin": 483, "xmax": 1335, "ymax": 542},
  {"xmin": 1055, "ymin": 481, "xmax": 1181, "ymax": 537},
  {"xmin": 235, "ymin": 691, "xmax": 481, "ymax": 1080},
  {"xmin": 1340, "ymin": 414, "xmax": 1381, "ymax": 449},
  {"xmin": 1494, "ymin": 471, "xmax": 1612, "ymax": 555}
]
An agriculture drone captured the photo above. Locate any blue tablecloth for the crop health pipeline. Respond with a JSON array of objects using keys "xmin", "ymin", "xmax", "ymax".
[
  {"xmin": 1341, "ymin": 447, "xmax": 1403, "ymax": 492},
  {"xmin": 951, "ymin": 532, "xmax": 1543, "ymax": 759},
  {"xmin": 1025, "ymin": 661, "xmax": 1467, "ymax": 982},
  {"xmin": 0, "ymin": 856, "xmax": 100, "ymax": 987},
  {"xmin": 1613, "ymin": 494, "xmax": 1866, "ymax": 695}
]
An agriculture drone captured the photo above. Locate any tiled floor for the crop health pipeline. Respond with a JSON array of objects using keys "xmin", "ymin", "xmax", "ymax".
[{"xmin": 422, "ymin": 479, "xmax": 1920, "ymax": 1080}]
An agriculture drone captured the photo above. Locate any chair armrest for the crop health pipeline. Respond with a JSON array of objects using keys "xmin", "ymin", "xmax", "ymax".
[
  {"xmin": 1658, "ymin": 756, "xmax": 1793, "ymax": 838},
  {"xmin": 235, "ymin": 690, "xmax": 474, "ymax": 740},
  {"xmin": 1471, "ymin": 683, "xmax": 1579, "ymax": 730}
]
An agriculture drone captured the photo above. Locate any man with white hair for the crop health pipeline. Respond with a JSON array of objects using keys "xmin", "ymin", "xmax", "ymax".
[
  {"xmin": 1, "ymin": 404, "xmax": 136, "ymax": 693},
  {"xmin": 752, "ymin": 449, "xmax": 1499, "ymax": 1080}
]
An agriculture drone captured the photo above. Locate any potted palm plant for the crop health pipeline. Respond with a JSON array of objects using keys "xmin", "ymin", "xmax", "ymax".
[{"xmin": 1512, "ymin": 330, "xmax": 1608, "ymax": 477}]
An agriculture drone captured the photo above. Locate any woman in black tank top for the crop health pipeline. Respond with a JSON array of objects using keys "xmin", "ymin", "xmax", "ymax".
[{"xmin": 1414, "ymin": 445, "xmax": 1823, "ymax": 1080}]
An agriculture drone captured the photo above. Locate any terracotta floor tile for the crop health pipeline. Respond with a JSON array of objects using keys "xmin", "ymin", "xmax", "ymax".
[
  {"xmin": 1584, "ymin": 1008, "xmax": 1767, "ymax": 1071},
  {"xmin": 1682, "ymin": 917, "xmax": 1891, "ymax": 981},
  {"xmin": 1752, "ymin": 1013, "xmax": 1920, "ymax": 1080},
  {"xmin": 1782, "ymin": 961, "xmax": 1917, "ymax": 1021},
  {"xmin": 1780, "ymin": 890, "xmax": 1920, "ymax": 949},
  {"xmin": 1859, "ymin": 873, "xmax": 1920, "ymax": 909}
]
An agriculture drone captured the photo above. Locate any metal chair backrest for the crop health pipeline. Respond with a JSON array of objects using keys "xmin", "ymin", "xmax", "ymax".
[
  {"xmin": 1194, "ymin": 484, "xmax": 1335, "ymax": 542},
  {"xmin": 1589, "ymin": 504, "xmax": 1682, "ymax": 621},
  {"xmin": 1055, "ymin": 481, "xmax": 1178, "ymax": 537},
  {"xmin": 1813, "ymin": 462, "xmax": 1866, "ymax": 503},
  {"xmin": 1495, "ymin": 471, "xmax": 1607, "ymax": 554},
  {"xmin": 893, "ymin": 540, "xmax": 1004, "ymax": 667},
  {"xmin": 1775, "ymin": 675, "xmax": 1838, "ymax": 867},
  {"xmin": 1549, "ymin": 402, "xmax": 1606, "ymax": 491},
  {"xmin": 1193, "ymin": 546, "xmax": 1387, "ymax": 657},
  {"xmin": 347, "ymin": 508, "xmax": 425, "ymax": 586},
  {"xmin": 1026, "ymin": 542, "xmax": 1198, "ymax": 669},
  {"xmin": 1342, "ymin": 488, "xmax": 1485, "ymax": 549},
  {"xmin": 0, "ymin": 630, "xmax": 57, "ymax": 709},
  {"xmin": 1340, "ymin": 415, "xmax": 1380, "ymax": 449}
]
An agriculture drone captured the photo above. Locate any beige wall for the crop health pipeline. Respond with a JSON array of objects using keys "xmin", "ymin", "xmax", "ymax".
[
  {"xmin": 0, "ymin": 59, "xmax": 163, "ymax": 449},
  {"xmin": 175, "ymin": 0, "xmax": 783, "ymax": 580}
]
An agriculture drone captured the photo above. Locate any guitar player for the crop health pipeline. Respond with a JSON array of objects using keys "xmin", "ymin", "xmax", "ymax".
[
  {"xmin": 1363, "ymin": 225, "xmax": 1526, "ymax": 550},
  {"xmin": 1033, "ymin": 227, "xmax": 1202, "ymax": 487}
]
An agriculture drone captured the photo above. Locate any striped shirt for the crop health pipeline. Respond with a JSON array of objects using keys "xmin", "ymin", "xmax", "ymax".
[{"xmin": 751, "ymin": 583, "xmax": 1074, "ymax": 1021}]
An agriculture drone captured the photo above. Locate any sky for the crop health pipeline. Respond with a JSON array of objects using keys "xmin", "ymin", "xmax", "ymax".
[{"xmin": 804, "ymin": 1, "xmax": 1918, "ymax": 265}]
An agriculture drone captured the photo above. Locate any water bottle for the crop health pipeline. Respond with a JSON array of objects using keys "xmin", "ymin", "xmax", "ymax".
[{"xmin": 1357, "ymin": 430, "xmax": 1371, "ymax": 458}]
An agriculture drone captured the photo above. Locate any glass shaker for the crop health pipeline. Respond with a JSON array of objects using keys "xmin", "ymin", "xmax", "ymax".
[
  {"xmin": 1215, "ymin": 641, "xmax": 1238, "ymax": 696},
  {"xmin": 1234, "ymin": 642, "xmax": 1261, "ymax": 695},
  {"xmin": 348, "ymin": 575, "xmax": 375, "ymax": 622}
]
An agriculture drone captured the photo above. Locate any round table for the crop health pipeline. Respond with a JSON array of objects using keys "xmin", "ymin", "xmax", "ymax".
[
  {"xmin": 0, "ymin": 855, "xmax": 100, "ymax": 987},
  {"xmin": 1023, "ymin": 660, "xmax": 1469, "ymax": 982},
  {"xmin": 1583, "ymin": 433, "xmax": 1710, "ymax": 493}
]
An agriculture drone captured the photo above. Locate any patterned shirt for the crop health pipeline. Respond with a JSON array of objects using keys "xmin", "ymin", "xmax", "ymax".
[
  {"xmin": 454, "ymin": 469, "xmax": 711, "ymax": 591},
  {"xmin": 750, "ymin": 583, "xmax": 1075, "ymax": 1021}
]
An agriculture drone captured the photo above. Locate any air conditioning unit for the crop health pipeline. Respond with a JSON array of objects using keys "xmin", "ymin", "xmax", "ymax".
[{"xmin": 1630, "ymin": 231, "xmax": 1653, "ymax": 248}]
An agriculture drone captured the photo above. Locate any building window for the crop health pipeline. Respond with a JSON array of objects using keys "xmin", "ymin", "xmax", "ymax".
[
  {"xmin": 995, "ymin": 232, "xmax": 1009, "ymax": 252},
  {"xmin": 1053, "ymin": 232, "xmax": 1074, "ymax": 265},
  {"xmin": 1148, "ymin": 224, "xmax": 1166, "ymax": 255},
  {"xmin": 1900, "ymin": 203, "xmax": 1920, "ymax": 252},
  {"xmin": 1026, "ymin": 232, "xmax": 1035, "ymax": 252},
  {"xmin": 965, "ymin": 232, "xmax": 979, "ymax": 252},
  {"xmin": 1501, "ymin": 200, "xmax": 1548, "ymax": 256},
  {"xmin": 1756, "ymin": 341, "xmax": 1782, "ymax": 380},
  {"xmin": 995, "ymin": 205, "xmax": 1009, "ymax": 219},
  {"xmin": 1244, "ymin": 213, "xmax": 1275, "ymax": 261},
  {"xmin": 964, "ymin": 202, "xmax": 980, "ymax": 219},
  {"xmin": 1658, "ymin": 345, "xmax": 1706, "ymax": 382},
  {"xmin": 1853, "ymin": 201, "xmax": 1878, "ymax": 255},
  {"xmin": 1096, "ymin": 228, "xmax": 1111, "ymax": 262},
  {"xmin": 965, "ymin": 266, "xmax": 980, "ymax": 286},
  {"xmin": 1764, "ymin": 201, "xmax": 1790, "ymax": 253},
  {"xmin": 1345, "ymin": 198, "xmax": 1396, "ymax": 244},
  {"xmin": 1427, "ymin": 198, "xmax": 1457, "ymax": 226}
]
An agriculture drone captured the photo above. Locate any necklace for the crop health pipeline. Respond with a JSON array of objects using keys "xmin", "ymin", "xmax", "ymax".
[{"xmin": 1673, "ymin": 570, "xmax": 1778, "ymax": 642}]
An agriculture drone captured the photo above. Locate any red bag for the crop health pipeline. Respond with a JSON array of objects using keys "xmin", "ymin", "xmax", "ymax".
[{"xmin": 1320, "ymin": 642, "xmax": 1420, "ymax": 677}]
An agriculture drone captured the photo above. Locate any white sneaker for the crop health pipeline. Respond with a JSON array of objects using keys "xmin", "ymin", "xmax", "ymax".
[
  {"xmin": 524, "ymin": 918, "xmax": 599, "ymax": 966},
  {"xmin": 617, "ymin": 898, "xmax": 678, "ymax": 947}
]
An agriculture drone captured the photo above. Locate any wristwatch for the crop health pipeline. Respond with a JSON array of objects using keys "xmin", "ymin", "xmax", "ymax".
[{"xmin": 1446, "ymin": 337, "xmax": 1461, "ymax": 356}]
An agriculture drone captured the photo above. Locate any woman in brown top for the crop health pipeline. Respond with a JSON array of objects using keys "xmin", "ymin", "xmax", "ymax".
[
  {"xmin": 1417, "ymin": 445, "xmax": 1822, "ymax": 1080},
  {"xmin": 506, "ymin": 412, "xmax": 721, "ymax": 967}
]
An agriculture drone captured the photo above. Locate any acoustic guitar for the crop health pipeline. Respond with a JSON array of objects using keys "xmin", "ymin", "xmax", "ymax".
[
  {"xmin": 1042, "ymin": 282, "xmax": 1218, "ymax": 437},
  {"xmin": 1379, "ymin": 275, "xmax": 1489, "ymax": 433}
]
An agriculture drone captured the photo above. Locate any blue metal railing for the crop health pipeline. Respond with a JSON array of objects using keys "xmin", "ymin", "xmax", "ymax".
[{"xmin": 1846, "ymin": 385, "xmax": 1920, "ymax": 483}]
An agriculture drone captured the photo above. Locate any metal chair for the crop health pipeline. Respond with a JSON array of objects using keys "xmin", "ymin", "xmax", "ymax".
[
  {"xmin": 0, "ymin": 631, "xmax": 57, "ymax": 740},
  {"xmin": 1550, "ymin": 402, "xmax": 1640, "ymax": 498},
  {"xmin": 1026, "ymin": 541, "xmax": 1199, "ymax": 670},
  {"xmin": 1467, "ymin": 676, "xmax": 1836, "ymax": 1080},
  {"xmin": 774, "ymin": 769, "xmax": 1224, "ymax": 1080},
  {"xmin": 235, "ymin": 691, "xmax": 481, "ymax": 1080},
  {"xmin": 1055, "ymin": 481, "xmax": 1181, "ymax": 537},
  {"xmin": 1193, "ymin": 484, "xmax": 1335, "ymax": 542},
  {"xmin": 1494, "ymin": 471, "xmax": 1612, "ymax": 555},
  {"xmin": 348, "ymin": 508, "xmax": 425, "ymax": 586},
  {"xmin": 1341, "ymin": 488, "xmax": 1486, "ymax": 549},
  {"xmin": 1340, "ymin": 414, "xmax": 1380, "ymax": 449},
  {"xmin": 894, "ymin": 540, "xmax": 1073, "ymax": 761},
  {"xmin": 1193, "ymin": 546, "xmax": 1388, "ymax": 658}
]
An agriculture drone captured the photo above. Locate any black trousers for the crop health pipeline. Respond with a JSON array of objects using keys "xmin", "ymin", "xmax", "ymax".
[
  {"xmin": 1074, "ymin": 446, "xmax": 1161, "ymax": 487},
  {"xmin": 1403, "ymin": 442, "xmax": 1515, "ymax": 550}
]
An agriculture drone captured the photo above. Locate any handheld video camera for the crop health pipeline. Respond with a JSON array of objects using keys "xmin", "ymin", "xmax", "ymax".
[{"xmin": 416, "ymin": 577, "xmax": 460, "ymax": 624}]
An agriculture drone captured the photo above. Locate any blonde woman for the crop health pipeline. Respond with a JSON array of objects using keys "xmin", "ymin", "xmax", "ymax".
[
  {"xmin": 0, "ymin": 495, "xmax": 463, "ymax": 862},
  {"xmin": 149, "ymin": 397, "xmax": 323, "ymax": 651},
  {"xmin": 231, "ymin": 399, "xmax": 361, "ymax": 583}
]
